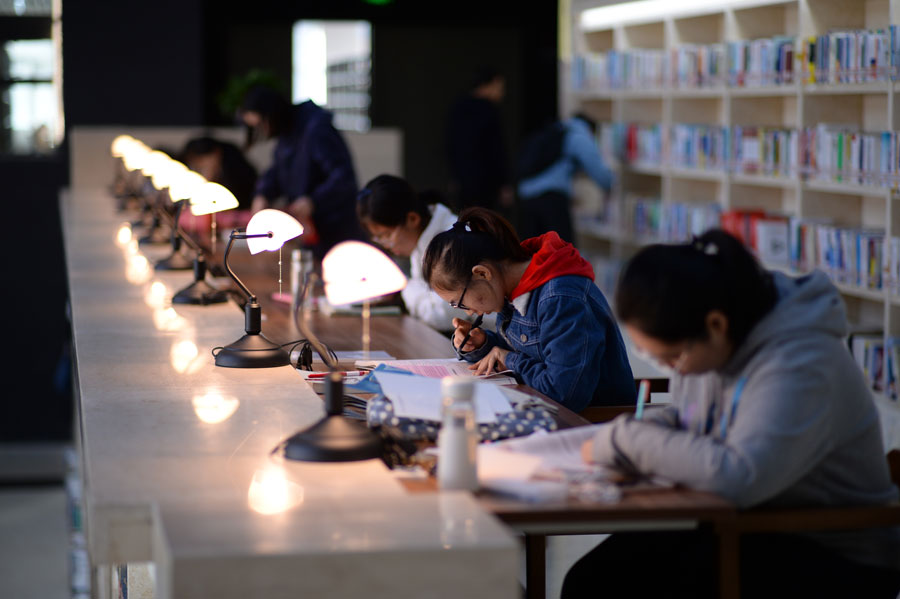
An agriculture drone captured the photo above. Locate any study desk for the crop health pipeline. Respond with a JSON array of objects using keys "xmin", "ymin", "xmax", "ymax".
[{"xmin": 63, "ymin": 188, "xmax": 519, "ymax": 599}]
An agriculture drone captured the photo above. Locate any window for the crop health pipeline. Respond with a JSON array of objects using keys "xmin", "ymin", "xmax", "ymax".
[
  {"xmin": 292, "ymin": 20, "xmax": 371, "ymax": 132},
  {"xmin": 0, "ymin": 0, "xmax": 63, "ymax": 155}
]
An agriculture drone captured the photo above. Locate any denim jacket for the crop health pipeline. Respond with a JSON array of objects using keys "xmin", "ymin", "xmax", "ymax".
[{"xmin": 461, "ymin": 275, "xmax": 636, "ymax": 412}]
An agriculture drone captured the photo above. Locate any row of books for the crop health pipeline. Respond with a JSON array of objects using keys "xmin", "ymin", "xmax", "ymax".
[
  {"xmin": 606, "ymin": 121, "xmax": 900, "ymax": 188},
  {"xmin": 788, "ymin": 220, "xmax": 900, "ymax": 293},
  {"xmin": 802, "ymin": 27, "xmax": 899, "ymax": 85},
  {"xmin": 617, "ymin": 196, "xmax": 723, "ymax": 243},
  {"xmin": 849, "ymin": 334, "xmax": 900, "ymax": 398},
  {"xmin": 571, "ymin": 26, "xmax": 900, "ymax": 91}
]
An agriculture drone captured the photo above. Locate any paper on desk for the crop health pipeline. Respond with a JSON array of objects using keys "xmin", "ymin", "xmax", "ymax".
[
  {"xmin": 493, "ymin": 426, "xmax": 601, "ymax": 473},
  {"xmin": 373, "ymin": 371, "xmax": 512, "ymax": 424},
  {"xmin": 356, "ymin": 358, "xmax": 517, "ymax": 384}
]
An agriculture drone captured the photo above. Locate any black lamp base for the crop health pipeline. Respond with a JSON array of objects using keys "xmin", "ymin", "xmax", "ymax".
[
  {"xmin": 214, "ymin": 332, "xmax": 290, "ymax": 368},
  {"xmin": 138, "ymin": 226, "xmax": 171, "ymax": 245},
  {"xmin": 172, "ymin": 280, "xmax": 228, "ymax": 305},
  {"xmin": 155, "ymin": 250, "xmax": 194, "ymax": 271},
  {"xmin": 282, "ymin": 414, "xmax": 383, "ymax": 462}
]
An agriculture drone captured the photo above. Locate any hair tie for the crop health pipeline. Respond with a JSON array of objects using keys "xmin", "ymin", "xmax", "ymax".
[
  {"xmin": 691, "ymin": 236, "xmax": 718, "ymax": 256},
  {"xmin": 451, "ymin": 221, "xmax": 471, "ymax": 233},
  {"xmin": 357, "ymin": 188, "xmax": 372, "ymax": 201}
]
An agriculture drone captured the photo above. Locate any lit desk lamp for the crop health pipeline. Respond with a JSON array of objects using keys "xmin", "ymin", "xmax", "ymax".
[
  {"xmin": 135, "ymin": 149, "xmax": 177, "ymax": 245},
  {"xmin": 214, "ymin": 209, "xmax": 303, "ymax": 368},
  {"xmin": 154, "ymin": 169, "xmax": 207, "ymax": 271},
  {"xmin": 278, "ymin": 241, "xmax": 406, "ymax": 462},
  {"xmin": 171, "ymin": 182, "xmax": 239, "ymax": 305}
]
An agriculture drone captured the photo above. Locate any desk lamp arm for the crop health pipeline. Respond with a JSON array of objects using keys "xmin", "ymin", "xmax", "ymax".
[{"xmin": 222, "ymin": 228, "xmax": 273, "ymax": 301}]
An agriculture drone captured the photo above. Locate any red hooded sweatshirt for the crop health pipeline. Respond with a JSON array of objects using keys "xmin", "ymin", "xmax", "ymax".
[{"xmin": 509, "ymin": 232, "xmax": 595, "ymax": 300}]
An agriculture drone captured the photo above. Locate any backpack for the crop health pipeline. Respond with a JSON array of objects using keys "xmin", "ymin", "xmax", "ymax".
[{"xmin": 514, "ymin": 121, "xmax": 567, "ymax": 181}]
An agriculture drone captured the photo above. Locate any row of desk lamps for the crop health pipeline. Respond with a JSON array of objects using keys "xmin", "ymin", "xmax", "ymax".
[{"xmin": 110, "ymin": 135, "xmax": 409, "ymax": 490}]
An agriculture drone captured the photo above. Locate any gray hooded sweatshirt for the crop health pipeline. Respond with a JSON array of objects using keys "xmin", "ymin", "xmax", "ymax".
[{"xmin": 592, "ymin": 270, "xmax": 900, "ymax": 569}]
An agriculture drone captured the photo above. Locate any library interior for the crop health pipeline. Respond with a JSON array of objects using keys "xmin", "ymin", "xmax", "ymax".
[{"xmin": 4, "ymin": 0, "xmax": 900, "ymax": 598}]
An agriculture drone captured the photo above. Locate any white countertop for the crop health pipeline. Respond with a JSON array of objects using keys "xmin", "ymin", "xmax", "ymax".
[{"xmin": 63, "ymin": 188, "xmax": 517, "ymax": 599}]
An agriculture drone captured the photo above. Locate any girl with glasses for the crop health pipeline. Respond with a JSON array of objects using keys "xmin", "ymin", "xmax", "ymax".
[
  {"xmin": 422, "ymin": 207, "xmax": 636, "ymax": 411},
  {"xmin": 563, "ymin": 229, "xmax": 900, "ymax": 598},
  {"xmin": 357, "ymin": 174, "xmax": 476, "ymax": 332}
]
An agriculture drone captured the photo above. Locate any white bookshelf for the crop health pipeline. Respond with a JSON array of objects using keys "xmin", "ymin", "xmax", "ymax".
[{"xmin": 563, "ymin": 0, "xmax": 900, "ymax": 446}]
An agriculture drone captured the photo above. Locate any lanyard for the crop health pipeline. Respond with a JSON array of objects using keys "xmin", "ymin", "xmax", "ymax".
[{"xmin": 705, "ymin": 377, "xmax": 747, "ymax": 439}]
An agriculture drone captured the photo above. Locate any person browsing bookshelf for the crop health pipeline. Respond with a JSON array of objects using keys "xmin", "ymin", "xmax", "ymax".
[
  {"xmin": 563, "ymin": 229, "xmax": 900, "ymax": 598},
  {"xmin": 422, "ymin": 207, "xmax": 636, "ymax": 412},
  {"xmin": 357, "ymin": 174, "xmax": 495, "ymax": 333}
]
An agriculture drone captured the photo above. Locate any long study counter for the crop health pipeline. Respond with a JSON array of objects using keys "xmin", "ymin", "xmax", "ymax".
[{"xmin": 63, "ymin": 187, "xmax": 740, "ymax": 599}]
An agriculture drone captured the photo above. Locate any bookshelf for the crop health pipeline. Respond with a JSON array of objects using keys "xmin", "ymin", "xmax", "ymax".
[{"xmin": 562, "ymin": 0, "xmax": 900, "ymax": 443}]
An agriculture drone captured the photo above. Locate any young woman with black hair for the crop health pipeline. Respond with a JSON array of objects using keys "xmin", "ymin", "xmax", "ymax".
[
  {"xmin": 357, "ymin": 174, "xmax": 470, "ymax": 332},
  {"xmin": 562, "ymin": 229, "xmax": 900, "ymax": 598},
  {"xmin": 422, "ymin": 207, "xmax": 635, "ymax": 412}
]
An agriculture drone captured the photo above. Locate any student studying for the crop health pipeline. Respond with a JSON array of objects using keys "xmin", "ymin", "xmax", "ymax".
[
  {"xmin": 563, "ymin": 229, "xmax": 900, "ymax": 598},
  {"xmin": 422, "ymin": 207, "xmax": 636, "ymax": 412}
]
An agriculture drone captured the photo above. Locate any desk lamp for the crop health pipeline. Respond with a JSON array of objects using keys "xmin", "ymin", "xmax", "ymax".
[
  {"xmin": 214, "ymin": 209, "xmax": 303, "ymax": 368},
  {"xmin": 278, "ymin": 241, "xmax": 406, "ymax": 462},
  {"xmin": 171, "ymin": 182, "xmax": 239, "ymax": 305},
  {"xmin": 154, "ymin": 169, "xmax": 207, "ymax": 271}
]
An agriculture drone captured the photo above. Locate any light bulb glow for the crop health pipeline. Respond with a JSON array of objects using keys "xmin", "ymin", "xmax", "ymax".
[
  {"xmin": 192, "ymin": 392, "xmax": 239, "ymax": 423},
  {"xmin": 153, "ymin": 307, "xmax": 187, "ymax": 332},
  {"xmin": 322, "ymin": 241, "xmax": 407, "ymax": 306},
  {"xmin": 125, "ymin": 255, "xmax": 152, "ymax": 285},
  {"xmin": 116, "ymin": 223, "xmax": 132, "ymax": 246},
  {"xmin": 144, "ymin": 281, "xmax": 170, "ymax": 310},
  {"xmin": 248, "ymin": 466, "xmax": 304, "ymax": 515},
  {"xmin": 168, "ymin": 170, "xmax": 207, "ymax": 202},
  {"xmin": 170, "ymin": 339, "xmax": 205, "ymax": 374}
]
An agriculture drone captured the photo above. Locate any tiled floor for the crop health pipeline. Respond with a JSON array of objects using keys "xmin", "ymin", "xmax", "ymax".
[{"xmin": 0, "ymin": 486, "xmax": 69, "ymax": 599}]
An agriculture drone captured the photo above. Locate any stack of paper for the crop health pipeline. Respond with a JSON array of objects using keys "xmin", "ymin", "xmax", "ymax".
[{"xmin": 373, "ymin": 371, "xmax": 513, "ymax": 424}]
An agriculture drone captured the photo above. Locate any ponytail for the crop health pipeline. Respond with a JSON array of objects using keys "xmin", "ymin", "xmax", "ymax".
[
  {"xmin": 423, "ymin": 207, "xmax": 531, "ymax": 289},
  {"xmin": 615, "ymin": 229, "xmax": 777, "ymax": 347}
]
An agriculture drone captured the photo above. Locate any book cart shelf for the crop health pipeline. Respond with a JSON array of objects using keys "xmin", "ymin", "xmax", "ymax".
[{"xmin": 561, "ymin": 0, "xmax": 900, "ymax": 447}]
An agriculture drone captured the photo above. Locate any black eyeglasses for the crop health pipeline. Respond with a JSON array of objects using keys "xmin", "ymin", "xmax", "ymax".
[{"xmin": 449, "ymin": 277, "xmax": 472, "ymax": 311}]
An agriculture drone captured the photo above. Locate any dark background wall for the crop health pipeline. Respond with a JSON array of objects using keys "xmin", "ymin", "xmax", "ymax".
[{"xmin": 3, "ymin": 0, "xmax": 557, "ymax": 444}]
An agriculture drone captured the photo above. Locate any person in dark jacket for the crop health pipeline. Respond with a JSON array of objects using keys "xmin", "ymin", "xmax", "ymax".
[
  {"xmin": 240, "ymin": 86, "xmax": 364, "ymax": 260},
  {"xmin": 446, "ymin": 66, "xmax": 512, "ymax": 212},
  {"xmin": 422, "ymin": 207, "xmax": 636, "ymax": 412},
  {"xmin": 179, "ymin": 136, "xmax": 257, "ymax": 210}
]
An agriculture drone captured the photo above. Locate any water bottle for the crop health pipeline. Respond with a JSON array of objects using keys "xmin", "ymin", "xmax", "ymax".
[{"xmin": 437, "ymin": 376, "xmax": 479, "ymax": 491}]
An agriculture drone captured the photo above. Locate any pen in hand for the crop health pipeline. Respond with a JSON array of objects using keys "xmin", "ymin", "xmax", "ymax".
[{"xmin": 455, "ymin": 314, "xmax": 484, "ymax": 358}]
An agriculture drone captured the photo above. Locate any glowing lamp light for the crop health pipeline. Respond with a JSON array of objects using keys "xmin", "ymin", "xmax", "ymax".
[
  {"xmin": 192, "ymin": 391, "xmax": 240, "ymax": 424},
  {"xmin": 116, "ymin": 223, "xmax": 133, "ymax": 247},
  {"xmin": 213, "ymin": 210, "xmax": 303, "ymax": 368},
  {"xmin": 152, "ymin": 307, "xmax": 187, "ymax": 332},
  {"xmin": 167, "ymin": 170, "xmax": 207, "ymax": 203},
  {"xmin": 247, "ymin": 466, "xmax": 304, "ymax": 515},
  {"xmin": 274, "ymin": 241, "xmax": 405, "ymax": 463},
  {"xmin": 245, "ymin": 209, "xmax": 304, "ymax": 254},
  {"xmin": 150, "ymin": 159, "xmax": 188, "ymax": 192},
  {"xmin": 125, "ymin": 254, "xmax": 153, "ymax": 285},
  {"xmin": 144, "ymin": 280, "xmax": 170, "ymax": 310},
  {"xmin": 111, "ymin": 135, "xmax": 135, "ymax": 158},
  {"xmin": 140, "ymin": 150, "xmax": 171, "ymax": 179},
  {"xmin": 190, "ymin": 182, "xmax": 239, "ymax": 216},
  {"xmin": 120, "ymin": 141, "xmax": 151, "ymax": 172},
  {"xmin": 322, "ymin": 241, "xmax": 407, "ymax": 306}
]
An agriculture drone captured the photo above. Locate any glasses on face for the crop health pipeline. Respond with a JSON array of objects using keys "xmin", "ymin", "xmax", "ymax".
[
  {"xmin": 449, "ymin": 277, "xmax": 472, "ymax": 311},
  {"xmin": 371, "ymin": 226, "xmax": 400, "ymax": 248}
]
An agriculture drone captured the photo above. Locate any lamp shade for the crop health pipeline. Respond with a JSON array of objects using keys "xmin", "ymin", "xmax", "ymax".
[
  {"xmin": 190, "ymin": 182, "xmax": 239, "ymax": 216},
  {"xmin": 121, "ymin": 140, "xmax": 151, "ymax": 171},
  {"xmin": 322, "ymin": 241, "xmax": 407, "ymax": 306},
  {"xmin": 140, "ymin": 150, "xmax": 171, "ymax": 178},
  {"xmin": 111, "ymin": 135, "xmax": 134, "ymax": 158},
  {"xmin": 245, "ymin": 209, "xmax": 303, "ymax": 254},
  {"xmin": 168, "ymin": 170, "xmax": 207, "ymax": 202},
  {"xmin": 150, "ymin": 159, "xmax": 188, "ymax": 191}
]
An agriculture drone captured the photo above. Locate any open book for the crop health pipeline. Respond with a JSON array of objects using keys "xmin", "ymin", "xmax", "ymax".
[{"xmin": 356, "ymin": 358, "xmax": 517, "ymax": 384}]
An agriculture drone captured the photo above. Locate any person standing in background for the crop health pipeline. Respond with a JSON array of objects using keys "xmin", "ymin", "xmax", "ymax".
[
  {"xmin": 446, "ymin": 66, "xmax": 513, "ymax": 213},
  {"xmin": 516, "ymin": 113, "xmax": 613, "ymax": 246},
  {"xmin": 240, "ymin": 85, "xmax": 364, "ymax": 260}
]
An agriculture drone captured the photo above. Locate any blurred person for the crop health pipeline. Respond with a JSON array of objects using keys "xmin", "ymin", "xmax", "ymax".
[
  {"xmin": 180, "ymin": 136, "xmax": 257, "ymax": 210},
  {"xmin": 516, "ymin": 113, "xmax": 612, "ymax": 246},
  {"xmin": 446, "ymin": 66, "xmax": 513, "ymax": 212},
  {"xmin": 240, "ymin": 85, "xmax": 364, "ymax": 260}
]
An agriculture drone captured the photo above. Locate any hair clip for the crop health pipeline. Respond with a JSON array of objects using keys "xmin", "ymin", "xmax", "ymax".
[
  {"xmin": 357, "ymin": 188, "xmax": 372, "ymax": 200},
  {"xmin": 691, "ymin": 238, "xmax": 718, "ymax": 255},
  {"xmin": 451, "ymin": 221, "xmax": 471, "ymax": 232}
]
